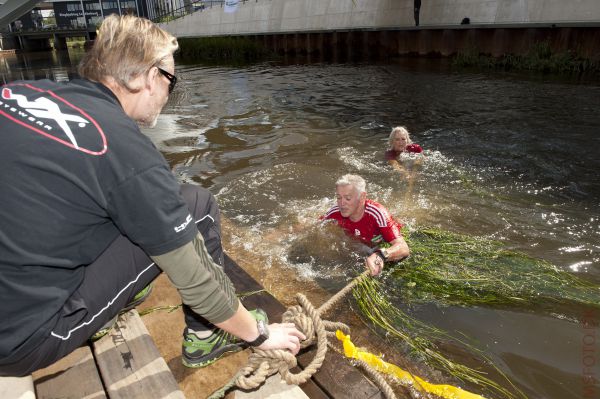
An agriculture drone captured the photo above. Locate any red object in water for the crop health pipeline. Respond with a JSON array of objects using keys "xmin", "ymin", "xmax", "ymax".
[{"xmin": 406, "ymin": 143, "xmax": 423, "ymax": 153}]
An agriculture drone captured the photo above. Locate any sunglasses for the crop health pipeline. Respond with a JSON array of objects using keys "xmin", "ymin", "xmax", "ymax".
[{"xmin": 157, "ymin": 67, "xmax": 177, "ymax": 94}]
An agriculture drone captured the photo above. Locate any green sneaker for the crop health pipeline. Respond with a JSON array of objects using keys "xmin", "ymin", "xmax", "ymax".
[
  {"xmin": 123, "ymin": 283, "xmax": 153, "ymax": 312},
  {"xmin": 90, "ymin": 315, "xmax": 118, "ymax": 342},
  {"xmin": 182, "ymin": 308, "xmax": 268, "ymax": 368},
  {"xmin": 89, "ymin": 284, "xmax": 153, "ymax": 342}
]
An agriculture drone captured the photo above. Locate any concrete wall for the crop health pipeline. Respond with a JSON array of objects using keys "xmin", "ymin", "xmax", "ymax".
[{"xmin": 162, "ymin": 0, "xmax": 600, "ymax": 38}]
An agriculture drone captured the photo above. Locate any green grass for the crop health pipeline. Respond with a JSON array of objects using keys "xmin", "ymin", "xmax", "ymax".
[
  {"xmin": 66, "ymin": 38, "xmax": 86, "ymax": 49},
  {"xmin": 453, "ymin": 41, "xmax": 600, "ymax": 75},
  {"xmin": 155, "ymin": 14, "xmax": 179, "ymax": 24},
  {"xmin": 177, "ymin": 37, "xmax": 271, "ymax": 62}
]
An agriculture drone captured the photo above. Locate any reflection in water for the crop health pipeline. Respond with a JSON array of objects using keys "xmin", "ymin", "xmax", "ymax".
[
  {"xmin": 2, "ymin": 52, "xmax": 600, "ymax": 399},
  {"xmin": 0, "ymin": 50, "xmax": 83, "ymax": 84}
]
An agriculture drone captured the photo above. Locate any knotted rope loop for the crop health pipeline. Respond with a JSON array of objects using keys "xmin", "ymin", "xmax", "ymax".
[
  {"xmin": 208, "ymin": 270, "xmax": 394, "ymax": 399},
  {"xmin": 281, "ymin": 292, "xmax": 329, "ymax": 384},
  {"xmin": 282, "ymin": 304, "xmax": 315, "ymax": 348},
  {"xmin": 221, "ymin": 290, "xmax": 330, "ymax": 396},
  {"xmin": 234, "ymin": 361, "xmax": 271, "ymax": 390}
]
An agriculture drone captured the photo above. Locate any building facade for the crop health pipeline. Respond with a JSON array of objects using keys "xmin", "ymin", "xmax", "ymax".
[
  {"xmin": 7, "ymin": 1, "xmax": 201, "ymax": 31},
  {"xmin": 50, "ymin": 0, "xmax": 146, "ymax": 29}
]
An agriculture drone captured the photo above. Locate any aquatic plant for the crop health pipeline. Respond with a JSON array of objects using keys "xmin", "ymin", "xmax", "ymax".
[
  {"xmin": 353, "ymin": 227, "xmax": 599, "ymax": 398},
  {"xmin": 354, "ymin": 276, "xmax": 524, "ymax": 399},
  {"xmin": 393, "ymin": 227, "xmax": 599, "ymax": 314}
]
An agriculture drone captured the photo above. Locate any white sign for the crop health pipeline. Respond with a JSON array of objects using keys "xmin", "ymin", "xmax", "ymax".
[{"xmin": 224, "ymin": 0, "xmax": 239, "ymax": 13}]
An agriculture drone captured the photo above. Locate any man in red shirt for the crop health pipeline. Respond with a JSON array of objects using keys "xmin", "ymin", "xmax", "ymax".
[{"xmin": 322, "ymin": 174, "xmax": 410, "ymax": 276}]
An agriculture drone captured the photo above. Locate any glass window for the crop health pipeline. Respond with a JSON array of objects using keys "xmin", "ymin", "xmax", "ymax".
[
  {"xmin": 71, "ymin": 16, "xmax": 86, "ymax": 27},
  {"xmin": 89, "ymin": 15, "xmax": 103, "ymax": 26}
]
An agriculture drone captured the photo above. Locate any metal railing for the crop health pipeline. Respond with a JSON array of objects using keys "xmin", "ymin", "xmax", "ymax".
[
  {"xmin": 152, "ymin": 0, "xmax": 260, "ymax": 24},
  {"xmin": 1, "ymin": 25, "xmax": 91, "ymax": 35}
]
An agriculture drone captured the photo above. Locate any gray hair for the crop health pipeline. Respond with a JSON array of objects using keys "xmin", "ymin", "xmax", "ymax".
[
  {"xmin": 388, "ymin": 126, "xmax": 413, "ymax": 148},
  {"xmin": 335, "ymin": 174, "xmax": 366, "ymax": 194}
]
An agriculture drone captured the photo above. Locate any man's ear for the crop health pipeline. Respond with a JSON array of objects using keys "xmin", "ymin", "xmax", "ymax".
[
  {"xmin": 146, "ymin": 66, "xmax": 159, "ymax": 95},
  {"xmin": 360, "ymin": 191, "xmax": 367, "ymax": 202}
]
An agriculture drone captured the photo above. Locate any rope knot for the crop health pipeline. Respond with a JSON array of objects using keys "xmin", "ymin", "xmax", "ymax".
[{"xmin": 207, "ymin": 271, "xmax": 390, "ymax": 399}]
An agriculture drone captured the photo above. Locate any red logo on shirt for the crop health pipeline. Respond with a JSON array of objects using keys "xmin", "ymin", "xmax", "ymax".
[{"xmin": 0, "ymin": 84, "xmax": 107, "ymax": 155}]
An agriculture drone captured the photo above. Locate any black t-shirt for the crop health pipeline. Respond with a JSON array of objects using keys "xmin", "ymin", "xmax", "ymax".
[{"xmin": 0, "ymin": 79, "xmax": 197, "ymax": 357}]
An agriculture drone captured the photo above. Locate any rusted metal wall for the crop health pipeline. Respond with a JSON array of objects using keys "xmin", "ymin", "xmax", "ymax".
[{"xmin": 247, "ymin": 27, "xmax": 600, "ymax": 60}]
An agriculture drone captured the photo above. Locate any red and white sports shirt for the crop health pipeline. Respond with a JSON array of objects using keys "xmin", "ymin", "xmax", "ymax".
[{"xmin": 322, "ymin": 199, "xmax": 403, "ymax": 246}]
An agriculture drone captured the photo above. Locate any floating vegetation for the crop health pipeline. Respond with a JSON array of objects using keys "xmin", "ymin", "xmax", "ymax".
[
  {"xmin": 353, "ymin": 227, "xmax": 600, "ymax": 398},
  {"xmin": 393, "ymin": 227, "xmax": 600, "ymax": 315},
  {"xmin": 354, "ymin": 277, "xmax": 524, "ymax": 399}
]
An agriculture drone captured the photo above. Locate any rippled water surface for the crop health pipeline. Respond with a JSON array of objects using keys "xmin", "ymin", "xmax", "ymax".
[
  {"xmin": 134, "ymin": 61, "xmax": 600, "ymax": 399},
  {"xmin": 3, "ymin": 50, "xmax": 599, "ymax": 398}
]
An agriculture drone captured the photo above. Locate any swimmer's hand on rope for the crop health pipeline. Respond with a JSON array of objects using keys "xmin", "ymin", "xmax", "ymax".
[
  {"xmin": 366, "ymin": 252, "xmax": 385, "ymax": 276},
  {"xmin": 366, "ymin": 238, "xmax": 410, "ymax": 276}
]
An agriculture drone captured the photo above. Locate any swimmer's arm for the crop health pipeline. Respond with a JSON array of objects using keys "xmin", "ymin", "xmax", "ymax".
[
  {"xmin": 262, "ymin": 217, "xmax": 309, "ymax": 243},
  {"xmin": 414, "ymin": 152, "xmax": 425, "ymax": 165},
  {"xmin": 385, "ymin": 236, "xmax": 410, "ymax": 262}
]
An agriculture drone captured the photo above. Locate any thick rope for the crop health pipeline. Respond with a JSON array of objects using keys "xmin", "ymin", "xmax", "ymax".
[
  {"xmin": 317, "ymin": 270, "xmax": 370, "ymax": 315},
  {"xmin": 327, "ymin": 339, "xmax": 399, "ymax": 399},
  {"xmin": 208, "ymin": 270, "xmax": 398, "ymax": 399}
]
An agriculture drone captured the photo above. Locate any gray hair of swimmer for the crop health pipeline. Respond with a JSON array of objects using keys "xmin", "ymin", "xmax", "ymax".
[
  {"xmin": 388, "ymin": 126, "xmax": 413, "ymax": 148},
  {"xmin": 335, "ymin": 174, "xmax": 366, "ymax": 194}
]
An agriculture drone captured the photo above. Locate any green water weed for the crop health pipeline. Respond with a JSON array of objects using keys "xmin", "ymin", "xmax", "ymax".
[{"xmin": 352, "ymin": 226, "xmax": 599, "ymax": 398}]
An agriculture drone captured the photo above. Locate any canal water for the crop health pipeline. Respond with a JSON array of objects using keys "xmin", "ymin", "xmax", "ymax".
[{"xmin": 2, "ymin": 50, "xmax": 599, "ymax": 399}]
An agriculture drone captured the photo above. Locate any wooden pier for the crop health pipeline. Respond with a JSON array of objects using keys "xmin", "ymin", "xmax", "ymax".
[{"xmin": 0, "ymin": 254, "xmax": 384, "ymax": 398}]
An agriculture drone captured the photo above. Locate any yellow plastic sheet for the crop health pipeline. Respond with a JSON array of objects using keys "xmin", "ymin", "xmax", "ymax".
[{"xmin": 335, "ymin": 330, "xmax": 486, "ymax": 399}]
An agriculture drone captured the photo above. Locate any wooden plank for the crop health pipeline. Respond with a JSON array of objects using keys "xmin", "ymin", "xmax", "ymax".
[
  {"xmin": 32, "ymin": 345, "xmax": 105, "ymax": 399},
  {"xmin": 297, "ymin": 350, "xmax": 383, "ymax": 399},
  {"xmin": 298, "ymin": 380, "xmax": 330, "ymax": 399},
  {"xmin": 225, "ymin": 254, "xmax": 382, "ymax": 399},
  {"xmin": 92, "ymin": 309, "xmax": 185, "ymax": 399},
  {"xmin": 233, "ymin": 374, "xmax": 309, "ymax": 399},
  {"xmin": 0, "ymin": 375, "xmax": 35, "ymax": 399}
]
